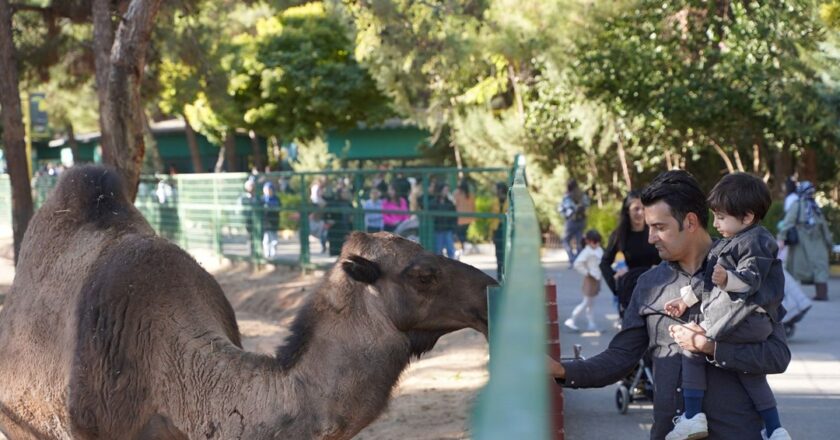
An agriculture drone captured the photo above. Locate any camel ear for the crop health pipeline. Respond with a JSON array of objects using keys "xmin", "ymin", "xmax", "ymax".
[{"xmin": 341, "ymin": 255, "xmax": 382, "ymax": 284}]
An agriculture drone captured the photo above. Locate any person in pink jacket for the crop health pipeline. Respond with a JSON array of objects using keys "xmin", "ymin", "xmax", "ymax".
[{"xmin": 382, "ymin": 185, "xmax": 409, "ymax": 232}]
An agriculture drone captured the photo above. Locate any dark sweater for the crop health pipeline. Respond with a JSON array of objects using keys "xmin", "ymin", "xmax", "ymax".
[{"xmin": 600, "ymin": 227, "xmax": 661, "ymax": 294}]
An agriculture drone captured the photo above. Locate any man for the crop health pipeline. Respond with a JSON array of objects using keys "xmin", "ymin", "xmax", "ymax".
[
  {"xmin": 558, "ymin": 178, "xmax": 589, "ymax": 266},
  {"xmin": 549, "ymin": 170, "xmax": 791, "ymax": 440}
]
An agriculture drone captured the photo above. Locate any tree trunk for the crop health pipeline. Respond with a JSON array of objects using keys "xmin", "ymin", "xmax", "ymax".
[
  {"xmin": 799, "ymin": 146, "xmax": 817, "ymax": 183},
  {"xmin": 214, "ymin": 144, "xmax": 226, "ymax": 173},
  {"xmin": 711, "ymin": 140, "xmax": 735, "ymax": 173},
  {"xmin": 249, "ymin": 130, "xmax": 264, "ymax": 173},
  {"xmin": 99, "ymin": 0, "xmax": 163, "ymax": 201},
  {"xmin": 223, "ymin": 130, "xmax": 237, "ymax": 172},
  {"xmin": 183, "ymin": 113, "xmax": 203, "ymax": 173},
  {"xmin": 733, "ymin": 148, "xmax": 745, "ymax": 172},
  {"xmin": 771, "ymin": 144, "xmax": 791, "ymax": 199},
  {"xmin": 614, "ymin": 119, "xmax": 633, "ymax": 189},
  {"xmin": 66, "ymin": 123, "xmax": 79, "ymax": 165},
  {"xmin": 92, "ymin": 0, "xmax": 114, "ymax": 155},
  {"xmin": 0, "ymin": 0, "xmax": 34, "ymax": 264}
]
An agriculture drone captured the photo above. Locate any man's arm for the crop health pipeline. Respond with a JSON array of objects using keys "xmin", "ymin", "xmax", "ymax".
[
  {"xmin": 672, "ymin": 321, "xmax": 791, "ymax": 375},
  {"xmin": 712, "ymin": 321, "xmax": 791, "ymax": 374},
  {"xmin": 554, "ymin": 325, "xmax": 648, "ymax": 387}
]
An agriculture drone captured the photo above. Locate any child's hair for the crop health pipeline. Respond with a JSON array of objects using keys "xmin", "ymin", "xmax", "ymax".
[
  {"xmin": 707, "ymin": 173, "xmax": 771, "ymax": 223},
  {"xmin": 584, "ymin": 229, "xmax": 602, "ymax": 244}
]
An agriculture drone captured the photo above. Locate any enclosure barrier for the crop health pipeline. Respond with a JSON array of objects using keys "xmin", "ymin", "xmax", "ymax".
[
  {"xmin": 471, "ymin": 156, "xmax": 552, "ymax": 439},
  {"xmin": 0, "ymin": 166, "xmax": 510, "ymax": 267}
]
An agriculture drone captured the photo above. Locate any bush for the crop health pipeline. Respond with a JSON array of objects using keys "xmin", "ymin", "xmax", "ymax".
[
  {"xmin": 279, "ymin": 193, "xmax": 303, "ymax": 230},
  {"xmin": 467, "ymin": 194, "xmax": 498, "ymax": 243},
  {"xmin": 586, "ymin": 202, "xmax": 620, "ymax": 244},
  {"xmin": 761, "ymin": 201, "xmax": 785, "ymax": 236}
]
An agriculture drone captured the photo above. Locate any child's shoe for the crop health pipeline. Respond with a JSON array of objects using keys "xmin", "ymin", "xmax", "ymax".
[
  {"xmin": 665, "ymin": 412, "xmax": 708, "ymax": 440},
  {"xmin": 762, "ymin": 428, "xmax": 791, "ymax": 440},
  {"xmin": 563, "ymin": 318, "xmax": 579, "ymax": 332}
]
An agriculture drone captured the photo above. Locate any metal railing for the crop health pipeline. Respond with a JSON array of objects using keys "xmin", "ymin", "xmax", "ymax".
[
  {"xmin": 0, "ymin": 166, "xmax": 511, "ymax": 268},
  {"xmin": 471, "ymin": 155, "xmax": 550, "ymax": 439}
]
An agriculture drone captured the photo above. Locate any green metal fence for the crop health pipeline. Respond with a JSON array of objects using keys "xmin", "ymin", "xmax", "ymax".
[
  {"xmin": 471, "ymin": 156, "xmax": 550, "ymax": 439},
  {"xmin": 0, "ymin": 166, "xmax": 511, "ymax": 267}
]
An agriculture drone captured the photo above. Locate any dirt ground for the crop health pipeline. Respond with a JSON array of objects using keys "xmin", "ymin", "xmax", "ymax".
[{"xmin": 0, "ymin": 240, "xmax": 489, "ymax": 440}]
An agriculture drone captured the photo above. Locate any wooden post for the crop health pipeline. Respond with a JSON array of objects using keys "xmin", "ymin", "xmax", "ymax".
[{"xmin": 546, "ymin": 278, "xmax": 565, "ymax": 440}]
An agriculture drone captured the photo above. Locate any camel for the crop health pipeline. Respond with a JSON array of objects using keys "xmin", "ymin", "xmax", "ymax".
[{"xmin": 0, "ymin": 165, "xmax": 495, "ymax": 440}]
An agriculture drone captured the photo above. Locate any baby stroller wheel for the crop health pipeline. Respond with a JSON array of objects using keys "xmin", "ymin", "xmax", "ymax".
[
  {"xmin": 616, "ymin": 385, "xmax": 630, "ymax": 414},
  {"xmin": 784, "ymin": 322, "xmax": 795, "ymax": 339}
]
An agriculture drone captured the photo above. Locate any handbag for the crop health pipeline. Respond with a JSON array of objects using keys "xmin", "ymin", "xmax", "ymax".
[
  {"xmin": 784, "ymin": 227, "xmax": 799, "ymax": 246},
  {"xmin": 783, "ymin": 201, "xmax": 801, "ymax": 246}
]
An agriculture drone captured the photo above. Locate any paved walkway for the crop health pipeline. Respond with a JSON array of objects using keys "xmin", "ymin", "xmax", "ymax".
[{"xmin": 546, "ymin": 258, "xmax": 840, "ymax": 439}]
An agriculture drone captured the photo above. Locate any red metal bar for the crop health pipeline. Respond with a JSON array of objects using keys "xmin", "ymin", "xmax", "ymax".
[{"xmin": 546, "ymin": 278, "xmax": 564, "ymax": 440}]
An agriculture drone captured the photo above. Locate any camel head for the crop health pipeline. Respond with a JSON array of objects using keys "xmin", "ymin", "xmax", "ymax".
[{"xmin": 335, "ymin": 232, "xmax": 496, "ymax": 356}]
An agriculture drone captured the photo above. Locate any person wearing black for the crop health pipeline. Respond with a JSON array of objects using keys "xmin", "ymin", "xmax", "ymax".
[
  {"xmin": 600, "ymin": 190, "xmax": 661, "ymax": 318},
  {"xmin": 324, "ymin": 187, "xmax": 354, "ymax": 257},
  {"xmin": 429, "ymin": 183, "xmax": 458, "ymax": 258}
]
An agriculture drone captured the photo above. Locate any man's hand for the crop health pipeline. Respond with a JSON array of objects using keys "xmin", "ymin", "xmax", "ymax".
[
  {"xmin": 669, "ymin": 322, "xmax": 715, "ymax": 355},
  {"xmin": 664, "ymin": 298, "xmax": 688, "ymax": 317},
  {"xmin": 711, "ymin": 264, "xmax": 728, "ymax": 288},
  {"xmin": 547, "ymin": 355, "xmax": 565, "ymax": 379}
]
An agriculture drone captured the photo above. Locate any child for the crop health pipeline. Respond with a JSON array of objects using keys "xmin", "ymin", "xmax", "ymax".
[
  {"xmin": 564, "ymin": 230, "xmax": 604, "ymax": 332},
  {"xmin": 363, "ymin": 188, "xmax": 384, "ymax": 233},
  {"xmin": 664, "ymin": 173, "xmax": 789, "ymax": 440}
]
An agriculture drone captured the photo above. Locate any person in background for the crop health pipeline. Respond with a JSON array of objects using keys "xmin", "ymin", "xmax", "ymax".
[
  {"xmin": 325, "ymin": 187, "xmax": 354, "ymax": 257},
  {"xmin": 382, "ymin": 185, "xmax": 410, "ymax": 232},
  {"xmin": 783, "ymin": 177, "xmax": 799, "ymax": 213},
  {"xmin": 363, "ymin": 188, "xmax": 384, "ymax": 233},
  {"xmin": 600, "ymin": 190, "xmax": 662, "ymax": 319},
  {"xmin": 778, "ymin": 181, "xmax": 833, "ymax": 301},
  {"xmin": 492, "ymin": 182, "xmax": 509, "ymax": 280},
  {"xmin": 237, "ymin": 178, "xmax": 261, "ymax": 252},
  {"xmin": 559, "ymin": 178, "xmax": 590, "ymax": 266},
  {"xmin": 565, "ymin": 230, "xmax": 604, "ymax": 332},
  {"xmin": 430, "ymin": 183, "xmax": 457, "ymax": 258},
  {"xmin": 454, "ymin": 178, "xmax": 477, "ymax": 258},
  {"xmin": 261, "ymin": 181, "xmax": 281, "ymax": 260}
]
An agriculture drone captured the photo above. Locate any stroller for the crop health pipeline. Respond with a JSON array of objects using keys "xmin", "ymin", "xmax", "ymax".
[
  {"xmin": 615, "ymin": 352, "xmax": 654, "ymax": 414},
  {"xmin": 781, "ymin": 267, "xmax": 812, "ymax": 339}
]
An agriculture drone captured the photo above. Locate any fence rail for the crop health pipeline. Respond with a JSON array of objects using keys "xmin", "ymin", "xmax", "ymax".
[
  {"xmin": 0, "ymin": 166, "xmax": 511, "ymax": 267},
  {"xmin": 471, "ymin": 156, "xmax": 550, "ymax": 439}
]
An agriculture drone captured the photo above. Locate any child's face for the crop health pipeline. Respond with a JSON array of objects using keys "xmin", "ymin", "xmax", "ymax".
[
  {"xmin": 712, "ymin": 210, "xmax": 753, "ymax": 238},
  {"xmin": 586, "ymin": 240, "xmax": 600, "ymax": 249}
]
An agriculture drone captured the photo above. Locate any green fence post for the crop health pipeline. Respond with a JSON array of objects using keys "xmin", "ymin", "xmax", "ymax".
[{"xmin": 299, "ymin": 173, "xmax": 311, "ymax": 267}]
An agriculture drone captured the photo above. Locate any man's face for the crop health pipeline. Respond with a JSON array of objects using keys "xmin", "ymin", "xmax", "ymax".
[{"xmin": 644, "ymin": 200, "xmax": 688, "ymax": 262}]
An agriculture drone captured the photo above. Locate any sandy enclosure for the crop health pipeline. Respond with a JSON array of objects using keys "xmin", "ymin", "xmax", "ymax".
[{"xmin": 0, "ymin": 241, "xmax": 489, "ymax": 439}]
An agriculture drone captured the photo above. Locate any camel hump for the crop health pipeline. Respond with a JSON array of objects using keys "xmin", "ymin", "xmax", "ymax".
[{"xmin": 48, "ymin": 165, "xmax": 134, "ymax": 229}]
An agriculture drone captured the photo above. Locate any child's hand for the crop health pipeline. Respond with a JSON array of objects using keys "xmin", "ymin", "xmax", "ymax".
[
  {"xmin": 664, "ymin": 298, "xmax": 688, "ymax": 317},
  {"xmin": 712, "ymin": 264, "xmax": 728, "ymax": 288}
]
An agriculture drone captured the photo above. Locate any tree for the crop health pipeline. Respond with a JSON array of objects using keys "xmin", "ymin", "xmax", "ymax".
[
  {"xmin": 227, "ymin": 2, "xmax": 390, "ymax": 143},
  {"xmin": 96, "ymin": 0, "xmax": 163, "ymax": 200},
  {"xmin": 0, "ymin": 0, "xmax": 34, "ymax": 264}
]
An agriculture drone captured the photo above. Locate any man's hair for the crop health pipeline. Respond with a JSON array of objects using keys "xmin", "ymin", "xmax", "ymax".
[
  {"xmin": 640, "ymin": 170, "xmax": 708, "ymax": 230},
  {"xmin": 584, "ymin": 229, "xmax": 602, "ymax": 243},
  {"xmin": 707, "ymin": 173, "xmax": 771, "ymax": 222}
]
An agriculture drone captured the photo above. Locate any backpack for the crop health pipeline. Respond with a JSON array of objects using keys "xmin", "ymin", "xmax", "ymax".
[{"xmin": 559, "ymin": 194, "xmax": 587, "ymax": 221}]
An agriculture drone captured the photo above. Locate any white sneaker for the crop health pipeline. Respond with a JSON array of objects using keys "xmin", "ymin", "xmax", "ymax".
[
  {"xmin": 665, "ymin": 413, "xmax": 708, "ymax": 440},
  {"xmin": 564, "ymin": 318, "xmax": 579, "ymax": 332},
  {"xmin": 762, "ymin": 428, "xmax": 791, "ymax": 440}
]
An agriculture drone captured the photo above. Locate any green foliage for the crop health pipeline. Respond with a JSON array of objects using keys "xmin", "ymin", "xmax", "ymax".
[
  {"xmin": 228, "ymin": 2, "xmax": 390, "ymax": 140},
  {"xmin": 585, "ymin": 202, "xmax": 620, "ymax": 247},
  {"xmin": 288, "ymin": 137, "xmax": 338, "ymax": 173},
  {"xmin": 467, "ymin": 194, "xmax": 497, "ymax": 242},
  {"xmin": 761, "ymin": 201, "xmax": 786, "ymax": 236},
  {"xmin": 279, "ymin": 193, "xmax": 303, "ymax": 230}
]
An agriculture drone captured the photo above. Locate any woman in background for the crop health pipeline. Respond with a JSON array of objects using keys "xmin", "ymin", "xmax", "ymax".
[{"xmin": 599, "ymin": 190, "xmax": 661, "ymax": 318}]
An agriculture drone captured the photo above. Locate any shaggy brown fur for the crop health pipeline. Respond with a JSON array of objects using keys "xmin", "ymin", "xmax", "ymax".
[{"xmin": 0, "ymin": 165, "xmax": 495, "ymax": 440}]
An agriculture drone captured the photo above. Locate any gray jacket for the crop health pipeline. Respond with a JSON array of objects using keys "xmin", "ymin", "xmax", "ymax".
[
  {"xmin": 559, "ymin": 258, "xmax": 791, "ymax": 440},
  {"xmin": 699, "ymin": 225, "xmax": 785, "ymax": 340}
]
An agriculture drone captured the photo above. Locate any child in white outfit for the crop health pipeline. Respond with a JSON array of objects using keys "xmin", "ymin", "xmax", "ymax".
[{"xmin": 565, "ymin": 230, "xmax": 604, "ymax": 332}]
